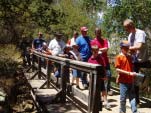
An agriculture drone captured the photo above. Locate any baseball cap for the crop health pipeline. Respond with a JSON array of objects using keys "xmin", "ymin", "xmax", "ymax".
[
  {"xmin": 80, "ymin": 26, "xmax": 88, "ymax": 31},
  {"xmin": 120, "ymin": 40, "xmax": 130, "ymax": 47}
]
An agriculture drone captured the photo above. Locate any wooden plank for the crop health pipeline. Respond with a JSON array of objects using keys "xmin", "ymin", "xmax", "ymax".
[{"xmin": 28, "ymin": 80, "xmax": 46, "ymax": 89}]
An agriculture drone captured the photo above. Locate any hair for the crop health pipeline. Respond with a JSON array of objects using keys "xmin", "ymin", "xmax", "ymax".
[
  {"xmin": 123, "ymin": 19, "xmax": 134, "ymax": 27},
  {"xmin": 73, "ymin": 31, "xmax": 79, "ymax": 36},
  {"xmin": 95, "ymin": 27, "xmax": 101, "ymax": 34}
]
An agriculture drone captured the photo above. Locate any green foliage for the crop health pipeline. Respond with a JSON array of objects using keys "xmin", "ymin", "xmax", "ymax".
[
  {"xmin": 102, "ymin": 0, "xmax": 151, "ymax": 37},
  {"xmin": 50, "ymin": 0, "xmax": 96, "ymax": 38},
  {"xmin": 0, "ymin": 45, "xmax": 21, "ymax": 76}
]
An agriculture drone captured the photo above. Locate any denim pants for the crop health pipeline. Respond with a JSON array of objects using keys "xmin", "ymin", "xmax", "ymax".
[
  {"xmin": 80, "ymin": 59, "xmax": 88, "ymax": 85},
  {"xmin": 119, "ymin": 83, "xmax": 137, "ymax": 113}
]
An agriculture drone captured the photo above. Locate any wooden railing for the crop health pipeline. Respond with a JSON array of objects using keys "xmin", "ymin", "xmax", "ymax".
[{"xmin": 30, "ymin": 50, "xmax": 105, "ymax": 113}]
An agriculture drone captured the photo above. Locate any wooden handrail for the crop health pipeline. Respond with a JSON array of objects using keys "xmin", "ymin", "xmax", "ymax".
[{"xmin": 32, "ymin": 50, "xmax": 105, "ymax": 113}]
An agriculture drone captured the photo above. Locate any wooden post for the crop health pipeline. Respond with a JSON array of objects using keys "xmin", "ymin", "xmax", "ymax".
[
  {"xmin": 90, "ymin": 66, "xmax": 103, "ymax": 113},
  {"xmin": 38, "ymin": 57, "xmax": 41, "ymax": 79},
  {"xmin": 60, "ymin": 61, "xmax": 69, "ymax": 103},
  {"xmin": 46, "ymin": 60, "xmax": 51, "ymax": 88},
  {"xmin": 88, "ymin": 72, "xmax": 94, "ymax": 113},
  {"xmin": 31, "ymin": 53, "xmax": 35, "ymax": 72}
]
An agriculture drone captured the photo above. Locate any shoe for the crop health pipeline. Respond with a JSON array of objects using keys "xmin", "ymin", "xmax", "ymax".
[
  {"xmin": 71, "ymin": 83, "xmax": 75, "ymax": 86},
  {"xmin": 108, "ymin": 91, "xmax": 113, "ymax": 96},
  {"xmin": 137, "ymin": 104, "xmax": 141, "ymax": 108},
  {"xmin": 83, "ymin": 84, "xmax": 88, "ymax": 89},
  {"xmin": 104, "ymin": 103, "xmax": 111, "ymax": 109},
  {"xmin": 76, "ymin": 85, "xmax": 80, "ymax": 89}
]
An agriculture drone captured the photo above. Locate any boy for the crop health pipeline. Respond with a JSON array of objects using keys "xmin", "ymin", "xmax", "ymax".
[
  {"xmin": 88, "ymin": 45, "xmax": 111, "ymax": 109},
  {"xmin": 115, "ymin": 41, "xmax": 139, "ymax": 113}
]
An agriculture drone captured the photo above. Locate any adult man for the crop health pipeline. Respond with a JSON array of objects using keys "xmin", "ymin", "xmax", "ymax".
[
  {"xmin": 123, "ymin": 19, "xmax": 149, "ymax": 105},
  {"xmin": 32, "ymin": 32, "xmax": 46, "ymax": 50},
  {"xmin": 48, "ymin": 31, "xmax": 66, "ymax": 56},
  {"xmin": 76, "ymin": 26, "xmax": 92, "ymax": 89},
  {"xmin": 48, "ymin": 31, "xmax": 66, "ymax": 84},
  {"xmin": 91, "ymin": 28, "xmax": 113, "ymax": 95}
]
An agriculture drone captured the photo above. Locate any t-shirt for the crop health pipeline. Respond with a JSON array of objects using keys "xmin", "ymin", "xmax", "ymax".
[
  {"xmin": 91, "ymin": 38, "xmax": 109, "ymax": 64},
  {"xmin": 128, "ymin": 29, "xmax": 148, "ymax": 62},
  {"xmin": 33, "ymin": 38, "xmax": 45, "ymax": 49},
  {"xmin": 88, "ymin": 54, "xmax": 106, "ymax": 78},
  {"xmin": 88, "ymin": 54, "xmax": 106, "ymax": 67},
  {"xmin": 48, "ymin": 38, "xmax": 65, "ymax": 55},
  {"xmin": 115, "ymin": 53, "xmax": 134, "ymax": 84},
  {"xmin": 76, "ymin": 35, "xmax": 92, "ymax": 61}
]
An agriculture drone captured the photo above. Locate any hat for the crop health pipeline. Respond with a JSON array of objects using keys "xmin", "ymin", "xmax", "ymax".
[
  {"xmin": 120, "ymin": 41, "xmax": 130, "ymax": 47},
  {"xmin": 80, "ymin": 26, "xmax": 88, "ymax": 31},
  {"xmin": 54, "ymin": 31, "xmax": 63, "ymax": 36}
]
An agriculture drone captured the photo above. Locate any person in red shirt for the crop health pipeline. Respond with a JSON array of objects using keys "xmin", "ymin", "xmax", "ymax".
[
  {"xmin": 88, "ymin": 45, "xmax": 111, "ymax": 109},
  {"xmin": 115, "ymin": 40, "xmax": 139, "ymax": 113},
  {"xmin": 91, "ymin": 28, "xmax": 113, "ymax": 95}
]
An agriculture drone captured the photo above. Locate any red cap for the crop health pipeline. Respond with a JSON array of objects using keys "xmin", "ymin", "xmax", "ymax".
[{"xmin": 80, "ymin": 26, "xmax": 88, "ymax": 31}]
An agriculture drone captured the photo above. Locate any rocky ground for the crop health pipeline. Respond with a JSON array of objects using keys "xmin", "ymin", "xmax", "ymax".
[{"xmin": 0, "ymin": 69, "xmax": 38, "ymax": 113}]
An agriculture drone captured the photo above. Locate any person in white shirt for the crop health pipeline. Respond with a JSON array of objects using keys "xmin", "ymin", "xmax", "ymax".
[
  {"xmin": 48, "ymin": 31, "xmax": 66, "ymax": 85},
  {"xmin": 123, "ymin": 19, "xmax": 149, "ymax": 106},
  {"xmin": 48, "ymin": 32, "xmax": 66, "ymax": 56}
]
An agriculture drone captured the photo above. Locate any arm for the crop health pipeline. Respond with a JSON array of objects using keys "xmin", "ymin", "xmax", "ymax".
[
  {"xmin": 116, "ymin": 68, "xmax": 136, "ymax": 76},
  {"xmin": 99, "ymin": 47, "xmax": 108, "ymax": 53},
  {"xmin": 129, "ymin": 42, "xmax": 143, "ymax": 51},
  {"xmin": 99, "ymin": 39, "xmax": 109, "ymax": 53}
]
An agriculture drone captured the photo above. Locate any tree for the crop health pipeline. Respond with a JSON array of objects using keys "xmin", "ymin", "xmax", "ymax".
[{"xmin": 102, "ymin": 0, "xmax": 151, "ymax": 38}]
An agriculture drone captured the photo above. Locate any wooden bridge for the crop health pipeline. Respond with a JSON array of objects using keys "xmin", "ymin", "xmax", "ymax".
[{"xmin": 23, "ymin": 50, "xmax": 151, "ymax": 113}]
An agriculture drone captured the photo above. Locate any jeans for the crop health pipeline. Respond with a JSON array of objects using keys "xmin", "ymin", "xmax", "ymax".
[
  {"xmin": 105, "ymin": 64, "xmax": 112, "ymax": 92},
  {"xmin": 119, "ymin": 83, "xmax": 137, "ymax": 113},
  {"xmin": 80, "ymin": 59, "xmax": 88, "ymax": 85}
]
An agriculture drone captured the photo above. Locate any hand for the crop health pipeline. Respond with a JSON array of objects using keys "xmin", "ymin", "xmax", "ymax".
[
  {"xmin": 116, "ymin": 77, "xmax": 119, "ymax": 84},
  {"xmin": 129, "ymin": 72, "xmax": 137, "ymax": 76}
]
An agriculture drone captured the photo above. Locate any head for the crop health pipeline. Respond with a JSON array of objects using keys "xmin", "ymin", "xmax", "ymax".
[
  {"xmin": 80, "ymin": 26, "xmax": 88, "ymax": 37},
  {"xmin": 54, "ymin": 31, "xmax": 63, "ymax": 41},
  {"xmin": 123, "ymin": 19, "xmax": 136, "ymax": 33},
  {"xmin": 91, "ymin": 45, "xmax": 99, "ymax": 58},
  {"xmin": 73, "ymin": 31, "xmax": 79, "ymax": 39},
  {"xmin": 95, "ymin": 28, "xmax": 102, "ymax": 39},
  {"xmin": 72, "ymin": 43, "xmax": 79, "ymax": 50},
  {"xmin": 42, "ymin": 42, "xmax": 48, "ymax": 49},
  {"xmin": 64, "ymin": 45, "xmax": 72, "ymax": 54},
  {"xmin": 38, "ymin": 32, "xmax": 43, "ymax": 38},
  {"xmin": 120, "ymin": 40, "xmax": 130, "ymax": 54}
]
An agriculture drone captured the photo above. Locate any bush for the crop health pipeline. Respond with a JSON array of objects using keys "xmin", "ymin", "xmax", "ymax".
[{"xmin": 0, "ymin": 44, "xmax": 21, "ymax": 76}]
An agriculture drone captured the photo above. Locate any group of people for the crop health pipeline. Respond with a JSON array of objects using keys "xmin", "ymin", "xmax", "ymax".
[{"xmin": 30, "ymin": 18, "xmax": 149, "ymax": 113}]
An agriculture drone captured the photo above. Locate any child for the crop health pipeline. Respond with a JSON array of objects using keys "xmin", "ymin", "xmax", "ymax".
[
  {"xmin": 69, "ymin": 43, "xmax": 81, "ymax": 89},
  {"xmin": 88, "ymin": 45, "xmax": 111, "ymax": 109},
  {"xmin": 115, "ymin": 41, "xmax": 139, "ymax": 113}
]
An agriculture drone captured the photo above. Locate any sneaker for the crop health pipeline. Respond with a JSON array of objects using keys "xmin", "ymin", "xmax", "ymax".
[
  {"xmin": 76, "ymin": 85, "xmax": 80, "ymax": 89},
  {"xmin": 104, "ymin": 103, "xmax": 111, "ymax": 109},
  {"xmin": 108, "ymin": 91, "xmax": 113, "ymax": 96},
  {"xmin": 83, "ymin": 84, "xmax": 88, "ymax": 90}
]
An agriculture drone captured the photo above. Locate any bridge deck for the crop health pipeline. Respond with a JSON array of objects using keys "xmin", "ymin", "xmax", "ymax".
[{"xmin": 24, "ymin": 70, "xmax": 151, "ymax": 113}]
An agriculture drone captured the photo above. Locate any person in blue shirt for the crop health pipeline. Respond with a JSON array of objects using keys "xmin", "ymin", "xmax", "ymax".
[
  {"xmin": 32, "ymin": 32, "xmax": 46, "ymax": 51},
  {"xmin": 76, "ymin": 26, "xmax": 92, "ymax": 89}
]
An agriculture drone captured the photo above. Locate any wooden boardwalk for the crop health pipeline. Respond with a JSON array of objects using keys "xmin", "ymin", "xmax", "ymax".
[
  {"xmin": 23, "ymin": 51, "xmax": 151, "ymax": 113},
  {"xmin": 24, "ymin": 71, "xmax": 151, "ymax": 113}
]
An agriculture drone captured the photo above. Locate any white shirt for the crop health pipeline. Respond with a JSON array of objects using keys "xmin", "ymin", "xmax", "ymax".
[
  {"xmin": 48, "ymin": 38, "xmax": 65, "ymax": 55},
  {"xmin": 128, "ymin": 29, "xmax": 148, "ymax": 62}
]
